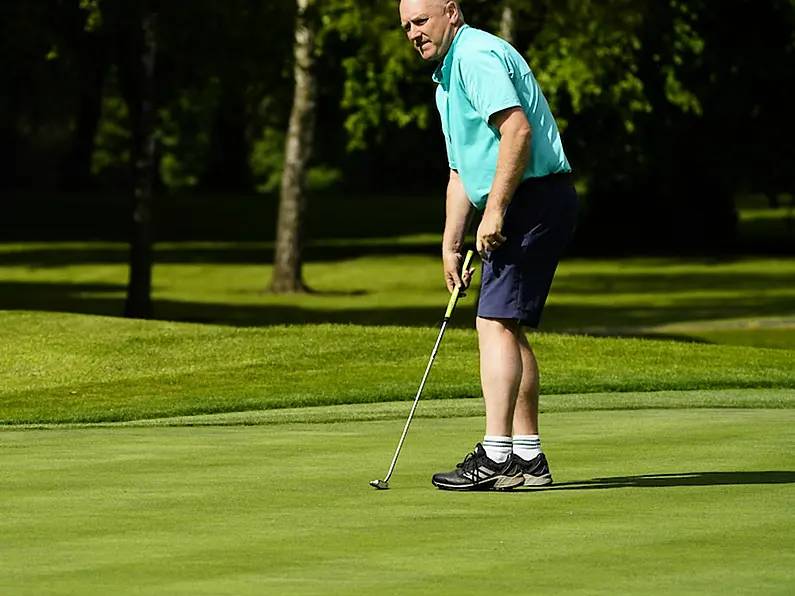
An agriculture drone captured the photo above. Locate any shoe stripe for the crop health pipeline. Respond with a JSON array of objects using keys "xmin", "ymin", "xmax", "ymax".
[
  {"xmin": 433, "ymin": 473, "xmax": 524, "ymax": 491},
  {"xmin": 460, "ymin": 465, "xmax": 499, "ymax": 481}
]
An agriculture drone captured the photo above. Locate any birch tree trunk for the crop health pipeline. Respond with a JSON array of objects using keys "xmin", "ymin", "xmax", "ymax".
[
  {"xmin": 499, "ymin": 3, "xmax": 515, "ymax": 45},
  {"xmin": 270, "ymin": 0, "xmax": 318, "ymax": 293},
  {"xmin": 124, "ymin": 8, "xmax": 157, "ymax": 318}
]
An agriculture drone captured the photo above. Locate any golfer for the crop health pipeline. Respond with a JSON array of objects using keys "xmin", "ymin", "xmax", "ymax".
[{"xmin": 399, "ymin": 0, "xmax": 580, "ymax": 490}]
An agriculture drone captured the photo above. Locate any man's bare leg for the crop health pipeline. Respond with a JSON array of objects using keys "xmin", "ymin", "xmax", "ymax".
[
  {"xmin": 510, "ymin": 327, "xmax": 551, "ymax": 484},
  {"xmin": 512, "ymin": 328, "xmax": 540, "ymax": 436},
  {"xmin": 476, "ymin": 316, "xmax": 521, "ymax": 464}
]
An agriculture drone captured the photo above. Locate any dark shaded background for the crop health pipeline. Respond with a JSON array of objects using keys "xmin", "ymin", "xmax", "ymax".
[{"xmin": 1, "ymin": 0, "xmax": 794, "ymax": 255}]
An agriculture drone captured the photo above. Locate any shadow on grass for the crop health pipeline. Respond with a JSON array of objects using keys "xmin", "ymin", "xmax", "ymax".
[
  {"xmin": 3, "ymin": 279, "xmax": 795, "ymax": 331},
  {"xmin": 529, "ymin": 471, "xmax": 795, "ymax": 491},
  {"xmin": 0, "ymin": 242, "xmax": 444, "ymax": 267},
  {"xmin": 553, "ymin": 270, "xmax": 795, "ymax": 295},
  {"xmin": 0, "ymin": 282, "xmax": 479, "ymax": 328},
  {"xmin": 540, "ymin": 298, "xmax": 795, "ymax": 335}
]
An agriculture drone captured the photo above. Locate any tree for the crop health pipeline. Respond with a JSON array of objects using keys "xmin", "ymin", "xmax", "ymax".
[
  {"xmin": 499, "ymin": 2, "xmax": 515, "ymax": 45},
  {"xmin": 270, "ymin": 0, "xmax": 319, "ymax": 293},
  {"xmin": 122, "ymin": 2, "xmax": 158, "ymax": 318}
]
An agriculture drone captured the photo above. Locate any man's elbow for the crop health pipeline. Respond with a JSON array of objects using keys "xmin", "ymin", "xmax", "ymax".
[
  {"xmin": 510, "ymin": 117, "xmax": 532, "ymax": 144},
  {"xmin": 493, "ymin": 107, "xmax": 532, "ymax": 143}
]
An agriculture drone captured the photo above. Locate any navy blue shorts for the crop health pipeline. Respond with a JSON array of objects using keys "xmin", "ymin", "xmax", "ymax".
[{"xmin": 477, "ymin": 173, "xmax": 579, "ymax": 328}]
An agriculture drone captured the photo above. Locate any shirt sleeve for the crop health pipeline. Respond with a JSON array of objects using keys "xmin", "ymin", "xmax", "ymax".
[{"xmin": 457, "ymin": 49, "xmax": 521, "ymax": 124}]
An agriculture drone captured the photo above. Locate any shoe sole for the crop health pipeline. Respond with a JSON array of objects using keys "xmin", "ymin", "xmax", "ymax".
[
  {"xmin": 522, "ymin": 473, "xmax": 553, "ymax": 487},
  {"xmin": 433, "ymin": 473, "xmax": 525, "ymax": 492}
]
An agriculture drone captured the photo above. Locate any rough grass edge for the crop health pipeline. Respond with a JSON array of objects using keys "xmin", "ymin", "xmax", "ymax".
[{"xmin": 3, "ymin": 388, "xmax": 794, "ymax": 431}]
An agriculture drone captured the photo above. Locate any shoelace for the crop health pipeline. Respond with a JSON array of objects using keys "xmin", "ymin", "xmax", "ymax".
[{"xmin": 456, "ymin": 448, "xmax": 486, "ymax": 481}]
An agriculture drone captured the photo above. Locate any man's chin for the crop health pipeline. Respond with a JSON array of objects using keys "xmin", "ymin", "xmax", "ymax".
[{"xmin": 419, "ymin": 46, "xmax": 440, "ymax": 61}]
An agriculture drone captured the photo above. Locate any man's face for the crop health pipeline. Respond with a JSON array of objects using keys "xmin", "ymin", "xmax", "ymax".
[{"xmin": 399, "ymin": 0, "xmax": 458, "ymax": 62}]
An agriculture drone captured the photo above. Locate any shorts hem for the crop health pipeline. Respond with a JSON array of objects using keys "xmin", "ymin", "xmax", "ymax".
[{"xmin": 475, "ymin": 309, "xmax": 541, "ymax": 329}]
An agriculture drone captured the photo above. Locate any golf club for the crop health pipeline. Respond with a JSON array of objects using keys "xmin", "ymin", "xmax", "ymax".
[{"xmin": 370, "ymin": 249, "xmax": 475, "ymax": 490}]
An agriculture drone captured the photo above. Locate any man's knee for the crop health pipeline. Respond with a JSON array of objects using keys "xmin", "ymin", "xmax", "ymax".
[{"xmin": 476, "ymin": 316, "xmax": 521, "ymax": 335}]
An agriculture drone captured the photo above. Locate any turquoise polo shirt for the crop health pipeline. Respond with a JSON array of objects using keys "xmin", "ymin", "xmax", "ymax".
[{"xmin": 433, "ymin": 25, "xmax": 571, "ymax": 211}]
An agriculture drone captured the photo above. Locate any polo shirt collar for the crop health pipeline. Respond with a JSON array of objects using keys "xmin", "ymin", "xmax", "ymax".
[{"xmin": 432, "ymin": 24, "xmax": 469, "ymax": 85}]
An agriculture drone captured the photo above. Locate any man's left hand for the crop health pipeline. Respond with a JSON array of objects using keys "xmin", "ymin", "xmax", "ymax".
[{"xmin": 476, "ymin": 210, "xmax": 506, "ymax": 260}]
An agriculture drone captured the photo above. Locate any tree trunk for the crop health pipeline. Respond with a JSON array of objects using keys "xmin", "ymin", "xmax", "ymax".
[
  {"xmin": 499, "ymin": 3, "xmax": 515, "ymax": 45},
  {"xmin": 270, "ymin": 0, "xmax": 318, "ymax": 293},
  {"xmin": 124, "ymin": 8, "xmax": 157, "ymax": 319}
]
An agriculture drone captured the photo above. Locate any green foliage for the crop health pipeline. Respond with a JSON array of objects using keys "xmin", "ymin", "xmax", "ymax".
[
  {"xmin": 524, "ymin": 0, "xmax": 707, "ymax": 133},
  {"xmin": 250, "ymin": 126, "xmax": 287, "ymax": 193},
  {"xmin": 250, "ymin": 127, "xmax": 342, "ymax": 193},
  {"xmin": 307, "ymin": 165, "xmax": 343, "ymax": 191},
  {"xmin": 528, "ymin": 2, "xmax": 648, "ymax": 120},
  {"xmin": 661, "ymin": 0, "xmax": 704, "ymax": 114},
  {"xmin": 4, "ymin": 0, "xmax": 794, "ymax": 239},
  {"xmin": 319, "ymin": 0, "xmax": 432, "ymax": 150},
  {"xmin": 156, "ymin": 85, "xmax": 220, "ymax": 189},
  {"xmin": 79, "ymin": 0, "xmax": 102, "ymax": 31},
  {"xmin": 91, "ymin": 72, "xmax": 131, "ymax": 182},
  {"xmin": 312, "ymin": 0, "xmax": 712, "ymax": 163}
]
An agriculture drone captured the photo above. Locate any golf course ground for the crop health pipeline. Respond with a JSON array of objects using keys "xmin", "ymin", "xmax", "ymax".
[{"xmin": 2, "ymin": 238, "xmax": 794, "ymax": 594}]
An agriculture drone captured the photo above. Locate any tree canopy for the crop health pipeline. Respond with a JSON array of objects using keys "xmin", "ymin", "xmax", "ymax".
[{"xmin": 3, "ymin": 0, "xmax": 794, "ymax": 250}]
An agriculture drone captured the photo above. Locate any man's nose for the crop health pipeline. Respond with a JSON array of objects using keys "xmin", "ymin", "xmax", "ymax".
[{"xmin": 408, "ymin": 25, "xmax": 421, "ymax": 41}]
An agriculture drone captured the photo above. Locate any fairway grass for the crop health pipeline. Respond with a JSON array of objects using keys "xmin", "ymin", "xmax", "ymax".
[
  {"xmin": 1, "ymin": 244, "xmax": 795, "ymax": 348},
  {"xmin": 3, "ymin": 407, "xmax": 794, "ymax": 595},
  {"xmin": 2, "ymin": 311, "xmax": 795, "ymax": 424}
]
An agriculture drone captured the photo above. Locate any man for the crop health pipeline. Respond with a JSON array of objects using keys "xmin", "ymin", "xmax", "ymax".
[{"xmin": 399, "ymin": 0, "xmax": 580, "ymax": 491}]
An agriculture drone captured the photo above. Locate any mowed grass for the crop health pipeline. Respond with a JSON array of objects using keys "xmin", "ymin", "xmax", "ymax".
[
  {"xmin": 2, "ymin": 403, "xmax": 795, "ymax": 595},
  {"xmin": 1, "ymin": 242, "xmax": 795, "ymax": 346},
  {"xmin": 2, "ymin": 310, "xmax": 795, "ymax": 424},
  {"xmin": 2, "ymin": 231, "xmax": 794, "ymax": 593}
]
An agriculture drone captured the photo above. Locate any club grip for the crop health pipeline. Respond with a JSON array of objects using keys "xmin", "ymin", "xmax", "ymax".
[{"xmin": 444, "ymin": 250, "xmax": 474, "ymax": 320}]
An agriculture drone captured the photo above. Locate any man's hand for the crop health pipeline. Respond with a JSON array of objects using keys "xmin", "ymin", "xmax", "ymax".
[
  {"xmin": 476, "ymin": 209, "xmax": 506, "ymax": 260},
  {"xmin": 443, "ymin": 251, "xmax": 475, "ymax": 294}
]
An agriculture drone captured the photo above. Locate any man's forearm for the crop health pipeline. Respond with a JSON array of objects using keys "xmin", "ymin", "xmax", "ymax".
[
  {"xmin": 443, "ymin": 170, "xmax": 475, "ymax": 255},
  {"xmin": 486, "ymin": 124, "xmax": 531, "ymax": 216}
]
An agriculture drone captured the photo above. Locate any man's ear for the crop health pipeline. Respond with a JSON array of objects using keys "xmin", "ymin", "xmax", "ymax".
[{"xmin": 446, "ymin": 1, "xmax": 458, "ymax": 21}]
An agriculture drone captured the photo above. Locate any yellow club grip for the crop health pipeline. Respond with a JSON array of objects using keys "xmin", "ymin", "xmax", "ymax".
[{"xmin": 444, "ymin": 249, "xmax": 474, "ymax": 320}]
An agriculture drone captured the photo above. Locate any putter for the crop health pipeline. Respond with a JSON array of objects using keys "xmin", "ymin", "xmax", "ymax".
[{"xmin": 370, "ymin": 250, "xmax": 474, "ymax": 490}]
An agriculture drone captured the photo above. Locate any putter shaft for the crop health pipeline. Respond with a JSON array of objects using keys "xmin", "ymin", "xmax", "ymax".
[
  {"xmin": 372, "ymin": 250, "xmax": 474, "ymax": 488},
  {"xmin": 379, "ymin": 319, "xmax": 450, "ymax": 484}
]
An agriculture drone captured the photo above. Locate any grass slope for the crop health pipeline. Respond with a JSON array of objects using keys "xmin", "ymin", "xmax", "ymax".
[
  {"xmin": 2, "ymin": 243, "xmax": 795, "ymax": 347},
  {"xmin": 2, "ymin": 311, "xmax": 795, "ymax": 424},
  {"xmin": 2, "ymin": 409, "xmax": 794, "ymax": 595},
  {"xmin": 6, "ymin": 389, "xmax": 795, "ymax": 430}
]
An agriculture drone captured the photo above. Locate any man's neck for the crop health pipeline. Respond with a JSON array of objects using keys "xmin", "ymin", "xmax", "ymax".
[{"xmin": 438, "ymin": 24, "xmax": 464, "ymax": 61}]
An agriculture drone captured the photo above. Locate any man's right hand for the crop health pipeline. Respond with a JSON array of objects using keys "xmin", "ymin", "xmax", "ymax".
[{"xmin": 443, "ymin": 251, "xmax": 475, "ymax": 294}]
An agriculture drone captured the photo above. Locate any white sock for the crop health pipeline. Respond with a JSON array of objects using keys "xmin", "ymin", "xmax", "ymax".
[
  {"xmin": 482, "ymin": 436, "xmax": 512, "ymax": 463},
  {"xmin": 513, "ymin": 435, "xmax": 542, "ymax": 460}
]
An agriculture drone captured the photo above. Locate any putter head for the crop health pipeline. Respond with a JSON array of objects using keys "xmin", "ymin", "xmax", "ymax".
[{"xmin": 370, "ymin": 479, "xmax": 389, "ymax": 490}]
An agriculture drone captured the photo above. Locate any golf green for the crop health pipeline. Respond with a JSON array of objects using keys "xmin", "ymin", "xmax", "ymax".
[{"xmin": 3, "ymin": 404, "xmax": 794, "ymax": 595}]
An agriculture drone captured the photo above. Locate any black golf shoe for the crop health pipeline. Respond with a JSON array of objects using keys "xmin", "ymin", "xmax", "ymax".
[
  {"xmin": 513, "ymin": 452, "xmax": 553, "ymax": 487},
  {"xmin": 432, "ymin": 443, "xmax": 524, "ymax": 491}
]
